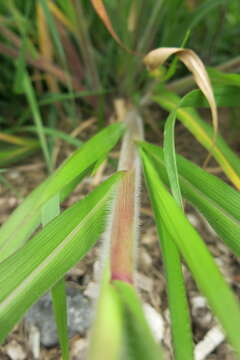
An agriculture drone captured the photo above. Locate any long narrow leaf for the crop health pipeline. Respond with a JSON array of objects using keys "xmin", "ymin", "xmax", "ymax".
[
  {"xmin": 162, "ymin": 112, "xmax": 194, "ymax": 359},
  {"xmin": 113, "ymin": 280, "xmax": 163, "ymax": 360},
  {"xmin": 163, "ymin": 110, "xmax": 182, "ymax": 207},
  {"xmin": 23, "ymin": 72, "xmax": 52, "ymax": 172},
  {"xmin": 158, "ymin": 225, "xmax": 194, "ymax": 360},
  {"xmin": 41, "ymin": 195, "xmax": 69, "ymax": 360},
  {"xmin": 51, "ymin": 279, "xmax": 69, "ymax": 360},
  {"xmin": 153, "ymin": 89, "xmax": 240, "ymax": 189},
  {"xmin": 0, "ymin": 123, "xmax": 124, "ymax": 262},
  {"xmin": 180, "ymin": 86, "xmax": 240, "ymax": 108},
  {"xmin": 139, "ymin": 141, "xmax": 240, "ymax": 258},
  {"xmin": 0, "ymin": 172, "xmax": 124, "ymax": 344},
  {"xmin": 88, "ymin": 269, "xmax": 123, "ymax": 360},
  {"xmin": 140, "ymin": 148, "xmax": 240, "ymax": 357},
  {"xmin": 19, "ymin": 126, "xmax": 82, "ymax": 147},
  {"xmin": 0, "ymin": 143, "xmax": 39, "ymax": 167}
]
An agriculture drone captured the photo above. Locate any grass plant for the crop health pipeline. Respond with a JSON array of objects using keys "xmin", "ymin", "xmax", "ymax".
[{"xmin": 0, "ymin": 1, "xmax": 240, "ymax": 359}]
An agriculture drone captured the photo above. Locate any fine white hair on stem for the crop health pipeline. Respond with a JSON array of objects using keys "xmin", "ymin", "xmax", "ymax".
[{"xmin": 100, "ymin": 107, "xmax": 144, "ymax": 284}]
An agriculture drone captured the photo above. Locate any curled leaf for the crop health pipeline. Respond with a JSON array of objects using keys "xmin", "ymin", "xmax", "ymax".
[{"xmin": 144, "ymin": 48, "xmax": 218, "ymax": 136}]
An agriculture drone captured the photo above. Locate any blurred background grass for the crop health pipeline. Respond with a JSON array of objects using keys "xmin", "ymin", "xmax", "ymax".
[{"xmin": 0, "ymin": 0, "xmax": 240, "ymax": 169}]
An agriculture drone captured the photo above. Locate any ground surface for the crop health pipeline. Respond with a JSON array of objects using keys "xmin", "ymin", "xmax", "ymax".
[{"xmin": 0, "ymin": 106, "xmax": 239, "ymax": 359}]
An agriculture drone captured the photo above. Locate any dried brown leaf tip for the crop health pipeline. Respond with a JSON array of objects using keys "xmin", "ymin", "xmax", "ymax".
[
  {"xmin": 144, "ymin": 47, "xmax": 218, "ymax": 136},
  {"xmin": 91, "ymin": 0, "xmax": 122, "ymax": 47},
  {"xmin": 90, "ymin": 0, "xmax": 140, "ymax": 55}
]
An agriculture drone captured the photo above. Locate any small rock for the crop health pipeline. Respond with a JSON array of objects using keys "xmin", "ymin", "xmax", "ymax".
[
  {"xmin": 140, "ymin": 248, "xmax": 152, "ymax": 269},
  {"xmin": 191, "ymin": 296, "xmax": 212, "ymax": 328},
  {"xmin": 195, "ymin": 326, "xmax": 225, "ymax": 360},
  {"xmin": 142, "ymin": 227, "xmax": 156, "ymax": 245},
  {"xmin": 25, "ymin": 288, "xmax": 91, "ymax": 347},
  {"xmin": 8, "ymin": 171, "xmax": 20, "ymax": 179},
  {"xmin": 28, "ymin": 325, "xmax": 40, "ymax": 359},
  {"xmin": 8, "ymin": 197, "xmax": 17, "ymax": 207},
  {"xmin": 71, "ymin": 338, "xmax": 88, "ymax": 360},
  {"xmin": 187, "ymin": 213, "xmax": 200, "ymax": 228},
  {"xmin": 68, "ymin": 266, "xmax": 85, "ymax": 278},
  {"xmin": 0, "ymin": 198, "xmax": 7, "ymax": 206},
  {"xmin": 84, "ymin": 282, "xmax": 99, "ymax": 299},
  {"xmin": 192, "ymin": 295, "xmax": 207, "ymax": 309},
  {"xmin": 164, "ymin": 308, "xmax": 170, "ymax": 324},
  {"xmin": 5, "ymin": 340, "xmax": 27, "ymax": 360},
  {"xmin": 143, "ymin": 303, "xmax": 164, "ymax": 342},
  {"xmin": 136, "ymin": 272, "xmax": 154, "ymax": 293},
  {"xmin": 93, "ymin": 261, "xmax": 102, "ymax": 282}
]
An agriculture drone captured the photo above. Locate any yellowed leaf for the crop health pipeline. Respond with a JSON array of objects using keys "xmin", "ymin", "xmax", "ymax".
[
  {"xmin": 47, "ymin": 0, "xmax": 75, "ymax": 33},
  {"xmin": 0, "ymin": 133, "xmax": 28, "ymax": 146},
  {"xmin": 144, "ymin": 48, "xmax": 218, "ymax": 136}
]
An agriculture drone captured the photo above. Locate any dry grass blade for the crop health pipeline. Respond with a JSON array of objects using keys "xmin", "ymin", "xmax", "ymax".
[
  {"xmin": 0, "ymin": 22, "xmax": 22, "ymax": 48},
  {"xmin": 144, "ymin": 48, "xmax": 218, "ymax": 136},
  {"xmin": 47, "ymin": 0, "xmax": 75, "ymax": 33},
  {"xmin": 90, "ymin": 0, "xmax": 137, "ymax": 55},
  {"xmin": 0, "ymin": 41, "xmax": 83, "ymax": 93},
  {"xmin": 57, "ymin": 22, "xmax": 84, "ymax": 84},
  {"xmin": 0, "ymin": 133, "xmax": 30, "ymax": 146},
  {"xmin": 37, "ymin": 3, "xmax": 59, "ymax": 94},
  {"xmin": 90, "ymin": 0, "xmax": 122, "ymax": 46}
]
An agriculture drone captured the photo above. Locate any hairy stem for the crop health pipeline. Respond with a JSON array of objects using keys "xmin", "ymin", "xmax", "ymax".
[{"xmin": 107, "ymin": 108, "xmax": 143, "ymax": 284}]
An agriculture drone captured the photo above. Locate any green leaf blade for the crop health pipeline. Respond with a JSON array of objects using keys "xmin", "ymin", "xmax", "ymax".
[
  {"xmin": 0, "ymin": 171, "xmax": 124, "ymax": 344},
  {"xmin": 113, "ymin": 281, "xmax": 163, "ymax": 360},
  {"xmin": 153, "ymin": 89, "xmax": 240, "ymax": 189},
  {"xmin": 159, "ymin": 225, "xmax": 194, "ymax": 360},
  {"xmin": 162, "ymin": 111, "xmax": 194, "ymax": 359},
  {"xmin": 163, "ymin": 110, "xmax": 182, "ymax": 207},
  {"xmin": 88, "ymin": 269, "xmax": 123, "ymax": 360},
  {"xmin": 140, "ymin": 148, "xmax": 240, "ymax": 357},
  {"xmin": 138, "ymin": 141, "xmax": 240, "ymax": 258},
  {"xmin": 180, "ymin": 86, "xmax": 240, "ymax": 108},
  {"xmin": 41, "ymin": 195, "xmax": 69, "ymax": 360},
  {"xmin": 51, "ymin": 279, "xmax": 69, "ymax": 360},
  {"xmin": 0, "ymin": 123, "xmax": 125, "ymax": 262}
]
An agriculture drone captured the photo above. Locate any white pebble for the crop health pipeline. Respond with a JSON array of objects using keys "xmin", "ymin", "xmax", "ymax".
[
  {"xmin": 28, "ymin": 325, "xmax": 40, "ymax": 359},
  {"xmin": 5, "ymin": 340, "xmax": 27, "ymax": 360},
  {"xmin": 192, "ymin": 296, "xmax": 207, "ymax": 310},
  {"xmin": 187, "ymin": 213, "xmax": 200, "ymax": 228},
  {"xmin": 136, "ymin": 272, "xmax": 154, "ymax": 293},
  {"xmin": 195, "ymin": 326, "xmax": 225, "ymax": 360},
  {"xmin": 143, "ymin": 303, "xmax": 164, "ymax": 342},
  {"xmin": 84, "ymin": 282, "xmax": 99, "ymax": 299},
  {"xmin": 71, "ymin": 338, "xmax": 88, "ymax": 358},
  {"xmin": 8, "ymin": 171, "xmax": 20, "ymax": 179}
]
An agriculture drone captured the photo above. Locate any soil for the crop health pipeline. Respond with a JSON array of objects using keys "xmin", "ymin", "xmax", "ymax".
[{"xmin": 0, "ymin": 106, "xmax": 239, "ymax": 360}]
